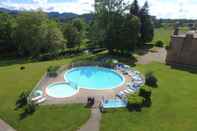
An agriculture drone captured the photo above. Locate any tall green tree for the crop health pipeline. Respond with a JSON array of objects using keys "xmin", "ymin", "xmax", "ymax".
[
  {"xmin": 139, "ymin": 2, "xmax": 154, "ymax": 44},
  {"xmin": 62, "ymin": 23, "xmax": 81, "ymax": 49},
  {"xmin": 14, "ymin": 11, "xmax": 48, "ymax": 56},
  {"xmin": 88, "ymin": 20, "xmax": 105, "ymax": 48},
  {"xmin": 45, "ymin": 21, "xmax": 66, "ymax": 52},
  {"xmin": 72, "ymin": 18, "xmax": 86, "ymax": 33},
  {"xmin": 14, "ymin": 11, "xmax": 65, "ymax": 56},
  {"xmin": 92, "ymin": 0, "xmax": 140, "ymax": 54},
  {"xmin": 130, "ymin": 0, "xmax": 140, "ymax": 16},
  {"xmin": 0, "ymin": 13, "xmax": 16, "ymax": 53},
  {"xmin": 120, "ymin": 15, "xmax": 141, "ymax": 52},
  {"xmin": 72, "ymin": 18, "xmax": 87, "ymax": 42}
]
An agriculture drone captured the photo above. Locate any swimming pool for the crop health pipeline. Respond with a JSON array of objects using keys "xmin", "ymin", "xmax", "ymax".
[
  {"xmin": 102, "ymin": 99, "xmax": 127, "ymax": 108},
  {"xmin": 64, "ymin": 66, "xmax": 124, "ymax": 90},
  {"xmin": 46, "ymin": 82, "xmax": 78, "ymax": 98}
]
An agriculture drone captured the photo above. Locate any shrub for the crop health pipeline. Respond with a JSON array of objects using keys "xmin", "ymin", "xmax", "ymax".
[
  {"xmin": 139, "ymin": 86, "xmax": 152, "ymax": 107},
  {"xmin": 165, "ymin": 45, "xmax": 170, "ymax": 50},
  {"xmin": 47, "ymin": 66, "xmax": 60, "ymax": 77},
  {"xmin": 139, "ymin": 86, "xmax": 152, "ymax": 99},
  {"xmin": 25, "ymin": 103, "xmax": 37, "ymax": 114},
  {"xmin": 105, "ymin": 59, "xmax": 115, "ymax": 68},
  {"xmin": 35, "ymin": 52, "xmax": 59, "ymax": 61},
  {"xmin": 127, "ymin": 93, "xmax": 144, "ymax": 111},
  {"xmin": 86, "ymin": 97, "xmax": 95, "ymax": 108},
  {"xmin": 15, "ymin": 91, "xmax": 29, "ymax": 110},
  {"xmin": 155, "ymin": 40, "xmax": 164, "ymax": 47},
  {"xmin": 145, "ymin": 71, "xmax": 158, "ymax": 87},
  {"xmin": 20, "ymin": 102, "xmax": 37, "ymax": 120},
  {"xmin": 20, "ymin": 66, "xmax": 25, "ymax": 70}
]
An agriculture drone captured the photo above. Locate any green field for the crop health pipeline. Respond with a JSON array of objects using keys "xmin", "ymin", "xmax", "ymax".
[
  {"xmin": 1, "ymin": 48, "xmax": 197, "ymax": 131},
  {"xmin": 101, "ymin": 63, "xmax": 197, "ymax": 131},
  {"xmin": 0, "ymin": 57, "xmax": 91, "ymax": 131},
  {"xmin": 152, "ymin": 27, "xmax": 189, "ymax": 46}
]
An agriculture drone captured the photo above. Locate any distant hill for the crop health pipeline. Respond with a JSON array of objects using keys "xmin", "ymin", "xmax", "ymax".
[
  {"xmin": 0, "ymin": 8, "xmax": 19, "ymax": 15},
  {"xmin": 0, "ymin": 8, "xmax": 93, "ymax": 22},
  {"xmin": 48, "ymin": 12, "xmax": 78, "ymax": 21}
]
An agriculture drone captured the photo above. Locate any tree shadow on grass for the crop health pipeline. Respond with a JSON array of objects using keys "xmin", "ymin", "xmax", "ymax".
[
  {"xmin": 71, "ymin": 51, "xmax": 138, "ymax": 67},
  {"xmin": 19, "ymin": 109, "xmax": 35, "ymax": 120},
  {"xmin": 127, "ymin": 105, "xmax": 142, "ymax": 112},
  {"xmin": 135, "ymin": 44, "xmax": 155, "ymax": 56},
  {"xmin": 0, "ymin": 53, "xmax": 82, "ymax": 67},
  {"xmin": 168, "ymin": 64, "xmax": 197, "ymax": 74},
  {"xmin": 0, "ymin": 50, "xmax": 138, "ymax": 68}
]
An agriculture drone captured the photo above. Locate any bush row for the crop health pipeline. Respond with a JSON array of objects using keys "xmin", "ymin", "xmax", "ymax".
[
  {"xmin": 47, "ymin": 66, "xmax": 60, "ymax": 77},
  {"xmin": 127, "ymin": 86, "xmax": 152, "ymax": 111}
]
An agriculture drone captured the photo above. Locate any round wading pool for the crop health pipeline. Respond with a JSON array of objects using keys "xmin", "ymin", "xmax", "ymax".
[
  {"xmin": 64, "ymin": 66, "xmax": 125, "ymax": 90},
  {"xmin": 46, "ymin": 82, "xmax": 78, "ymax": 98}
]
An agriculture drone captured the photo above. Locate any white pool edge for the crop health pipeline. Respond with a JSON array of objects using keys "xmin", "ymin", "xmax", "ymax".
[{"xmin": 45, "ymin": 82, "xmax": 80, "ymax": 98}]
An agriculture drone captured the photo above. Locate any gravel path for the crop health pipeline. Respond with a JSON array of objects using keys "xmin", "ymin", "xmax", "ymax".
[
  {"xmin": 136, "ymin": 48, "xmax": 167, "ymax": 64},
  {"xmin": 0, "ymin": 119, "xmax": 16, "ymax": 131},
  {"xmin": 78, "ymin": 108, "xmax": 101, "ymax": 131}
]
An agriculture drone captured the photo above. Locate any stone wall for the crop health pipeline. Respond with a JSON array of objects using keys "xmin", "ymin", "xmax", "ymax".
[{"xmin": 166, "ymin": 32, "xmax": 197, "ymax": 67}]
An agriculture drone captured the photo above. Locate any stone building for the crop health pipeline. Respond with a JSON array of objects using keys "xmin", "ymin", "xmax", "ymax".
[{"xmin": 166, "ymin": 30, "xmax": 197, "ymax": 67}]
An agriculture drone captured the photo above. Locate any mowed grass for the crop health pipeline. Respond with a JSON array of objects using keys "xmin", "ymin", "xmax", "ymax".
[
  {"xmin": 152, "ymin": 27, "xmax": 189, "ymax": 46},
  {"xmin": 152, "ymin": 27, "xmax": 173, "ymax": 46},
  {"xmin": 0, "ymin": 57, "xmax": 90, "ymax": 131},
  {"xmin": 101, "ymin": 63, "xmax": 197, "ymax": 131}
]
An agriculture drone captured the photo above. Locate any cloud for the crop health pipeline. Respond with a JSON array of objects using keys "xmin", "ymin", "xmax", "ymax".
[
  {"xmin": 0, "ymin": 0, "xmax": 94, "ymax": 14},
  {"xmin": 32, "ymin": 0, "xmax": 48, "ymax": 4},
  {"xmin": 0, "ymin": 0, "xmax": 197, "ymax": 19},
  {"xmin": 143, "ymin": 0, "xmax": 197, "ymax": 19}
]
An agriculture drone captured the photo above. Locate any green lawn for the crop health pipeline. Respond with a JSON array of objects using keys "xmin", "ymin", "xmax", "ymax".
[
  {"xmin": 152, "ymin": 27, "xmax": 189, "ymax": 46},
  {"xmin": 0, "ymin": 56, "xmax": 91, "ymax": 131},
  {"xmin": 1, "ymin": 52, "xmax": 197, "ymax": 131},
  {"xmin": 101, "ymin": 63, "xmax": 197, "ymax": 131}
]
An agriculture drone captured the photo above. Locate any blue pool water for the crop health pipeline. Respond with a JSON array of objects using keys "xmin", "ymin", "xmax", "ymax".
[
  {"xmin": 102, "ymin": 99, "xmax": 127, "ymax": 108},
  {"xmin": 64, "ymin": 66, "xmax": 124, "ymax": 90},
  {"xmin": 46, "ymin": 83, "xmax": 78, "ymax": 98}
]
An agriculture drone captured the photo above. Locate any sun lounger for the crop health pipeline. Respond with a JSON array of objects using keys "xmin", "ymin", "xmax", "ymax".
[
  {"xmin": 35, "ymin": 97, "xmax": 46, "ymax": 104},
  {"xmin": 123, "ymin": 89, "xmax": 133, "ymax": 94},
  {"xmin": 126, "ymin": 83, "xmax": 137, "ymax": 91},
  {"xmin": 31, "ymin": 95, "xmax": 43, "ymax": 101},
  {"xmin": 127, "ymin": 88, "xmax": 135, "ymax": 93}
]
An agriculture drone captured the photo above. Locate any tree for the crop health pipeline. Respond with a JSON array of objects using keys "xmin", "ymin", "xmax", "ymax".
[
  {"xmin": 14, "ymin": 11, "xmax": 49, "ymax": 56},
  {"xmin": 72, "ymin": 18, "xmax": 87, "ymax": 44},
  {"xmin": 13, "ymin": 11, "xmax": 65, "ymax": 56},
  {"xmin": 62, "ymin": 23, "xmax": 81, "ymax": 48},
  {"xmin": 45, "ymin": 21, "xmax": 65, "ymax": 52},
  {"xmin": 72, "ymin": 18, "xmax": 86, "ymax": 33},
  {"xmin": 119, "ymin": 15, "xmax": 141, "ymax": 53},
  {"xmin": 0, "ymin": 13, "xmax": 16, "ymax": 54},
  {"xmin": 88, "ymin": 20, "xmax": 105, "ymax": 48},
  {"xmin": 139, "ymin": 2, "xmax": 154, "ymax": 45},
  {"xmin": 93, "ymin": 0, "xmax": 126, "ymax": 52},
  {"xmin": 130, "ymin": 0, "xmax": 140, "ymax": 16},
  {"xmin": 92, "ymin": 0, "xmax": 140, "ymax": 53}
]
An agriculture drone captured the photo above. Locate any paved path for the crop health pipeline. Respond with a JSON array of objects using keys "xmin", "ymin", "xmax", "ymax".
[
  {"xmin": 0, "ymin": 119, "xmax": 16, "ymax": 131},
  {"xmin": 78, "ymin": 108, "xmax": 101, "ymax": 131},
  {"xmin": 136, "ymin": 48, "xmax": 167, "ymax": 65}
]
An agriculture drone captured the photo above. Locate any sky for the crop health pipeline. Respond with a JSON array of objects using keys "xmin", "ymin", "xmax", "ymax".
[{"xmin": 0, "ymin": 0, "xmax": 197, "ymax": 19}]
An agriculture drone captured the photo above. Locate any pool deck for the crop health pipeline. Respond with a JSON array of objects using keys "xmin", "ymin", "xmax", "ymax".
[{"xmin": 37, "ymin": 69, "xmax": 132, "ymax": 105}]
